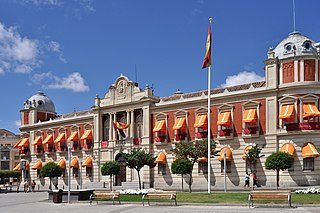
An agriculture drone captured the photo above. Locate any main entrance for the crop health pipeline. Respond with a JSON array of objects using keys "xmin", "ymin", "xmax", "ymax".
[{"xmin": 115, "ymin": 153, "xmax": 126, "ymax": 186}]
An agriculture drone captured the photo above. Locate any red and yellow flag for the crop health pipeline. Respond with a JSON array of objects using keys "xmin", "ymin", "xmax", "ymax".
[{"xmin": 202, "ymin": 24, "xmax": 212, "ymax": 69}]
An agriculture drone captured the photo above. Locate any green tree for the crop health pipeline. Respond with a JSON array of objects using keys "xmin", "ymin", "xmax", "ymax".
[
  {"xmin": 265, "ymin": 151, "xmax": 292, "ymax": 189},
  {"xmin": 172, "ymin": 139, "xmax": 216, "ymax": 192},
  {"xmin": 246, "ymin": 144, "xmax": 263, "ymax": 173},
  {"xmin": 171, "ymin": 159, "xmax": 192, "ymax": 192},
  {"xmin": 101, "ymin": 161, "xmax": 120, "ymax": 191},
  {"xmin": 121, "ymin": 148, "xmax": 156, "ymax": 189},
  {"xmin": 40, "ymin": 162, "xmax": 62, "ymax": 190}
]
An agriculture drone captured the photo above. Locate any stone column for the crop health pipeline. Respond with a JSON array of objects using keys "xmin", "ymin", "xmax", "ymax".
[
  {"xmin": 279, "ymin": 63, "xmax": 283, "ymax": 85},
  {"xmin": 294, "ymin": 60, "xmax": 299, "ymax": 82},
  {"xmin": 126, "ymin": 110, "xmax": 130, "ymax": 138},
  {"xmin": 130, "ymin": 110, "xmax": 135, "ymax": 138},
  {"xmin": 300, "ymin": 59, "xmax": 304, "ymax": 82},
  {"xmin": 112, "ymin": 112, "xmax": 116, "ymax": 141},
  {"xmin": 108, "ymin": 113, "xmax": 112, "ymax": 141},
  {"xmin": 315, "ymin": 59, "xmax": 318, "ymax": 82}
]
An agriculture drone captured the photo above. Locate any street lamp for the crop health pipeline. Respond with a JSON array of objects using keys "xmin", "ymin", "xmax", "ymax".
[
  {"xmin": 79, "ymin": 157, "xmax": 82, "ymax": 190},
  {"xmin": 67, "ymin": 141, "xmax": 73, "ymax": 204}
]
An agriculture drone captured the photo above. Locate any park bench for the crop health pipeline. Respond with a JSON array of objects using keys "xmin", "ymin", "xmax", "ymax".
[
  {"xmin": 142, "ymin": 191, "xmax": 177, "ymax": 206},
  {"xmin": 89, "ymin": 191, "xmax": 120, "ymax": 205},
  {"xmin": 248, "ymin": 190, "xmax": 292, "ymax": 208}
]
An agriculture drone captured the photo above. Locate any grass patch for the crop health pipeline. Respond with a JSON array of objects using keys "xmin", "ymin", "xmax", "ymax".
[{"xmin": 119, "ymin": 192, "xmax": 320, "ymax": 205}]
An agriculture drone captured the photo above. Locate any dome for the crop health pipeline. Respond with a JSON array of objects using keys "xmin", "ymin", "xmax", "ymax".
[
  {"xmin": 274, "ymin": 32, "xmax": 318, "ymax": 60},
  {"xmin": 24, "ymin": 91, "xmax": 56, "ymax": 113}
]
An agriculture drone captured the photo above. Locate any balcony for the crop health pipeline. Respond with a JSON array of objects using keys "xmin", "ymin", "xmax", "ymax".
[
  {"xmin": 219, "ymin": 129, "xmax": 232, "ymax": 137},
  {"xmin": 242, "ymin": 126, "xmax": 259, "ymax": 137},
  {"xmin": 44, "ymin": 145, "xmax": 54, "ymax": 153},
  {"xmin": 19, "ymin": 149, "xmax": 30, "ymax": 156},
  {"xmin": 82, "ymin": 141, "xmax": 93, "ymax": 150},
  {"xmin": 34, "ymin": 147, "xmax": 43, "ymax": 155},
  {"xmin": 133, "ymin": 138, "xmax": 142, "ymax": 145},
  {"xmin": 175, "ymin": 133, "xmax": 186, "ymax": 142},
  {"xmin": 196, "ymin": 131, "xmax": 207, "ymax": 139},
  {"xmin": 155, "ymin": 135, "xmax": 166, "ymax": 143},
  {"xmin": 285, "ymin": 122, "xmax": 320, "ymax": 131},
  {"xmin": 56, "ymin": 143, "xmax": 66, "ymax": 153}
]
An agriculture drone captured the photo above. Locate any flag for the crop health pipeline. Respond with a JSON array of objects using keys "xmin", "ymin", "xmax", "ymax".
[
  {"xmin": 202, "ymin": 24, "xmax": 212, "ymax": 69},
  {"xmin": 113, "ymin": 122, "xmax": 128, "ymax": 138}
]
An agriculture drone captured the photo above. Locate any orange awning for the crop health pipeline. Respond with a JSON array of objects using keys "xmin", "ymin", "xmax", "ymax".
[
  {"xmin": 32, "ymin": 136, "xmax": 42, "ymax": 145},
  {"xmin": 155, "ymin": 152, "xmax": 167, "ymax": 165},
  {"xmin": 242, "ymin": 109, "xmax": 257, "ymax": 123},
  {"xmin": 54, "ymin": 133, "xmax": 65, "ymax": 144},
  {"xmin": 217, "ymin": 111, "xmax": 231, "ymax": 126},
  {"xmin": 172, "ymin": 117, "xmax": 186, "ymax": 130},
  {"xmin": 242, "ymin": 145, "xmax": 252, "ymax": 159},
  {"xmin": 13, "ymin": 164, "xmax": 20, "ymax": 171},
  {"xmin": 197, "ymin": 157, "xmax": 208, "ymax": 163},
  {"xmin": 194, "ymin": 114, "xmax": 207, "ymax": 128},
  {"xmin": 280, "ymin": 143, "xmax": 296, "ymax": 157},
  {"xmin": 153, "ymin": 120, "xmax": 166, "ymax": 132},
  {"xmin": 67, "ymin": 131, "xmax": 78, "ymax": 142},
  {"xmin": 42, "ymin": 135, "xmax": 53, "ymax": 144},
  {"xmin": 217, "ymin": 147, "xmax": 233, "ymax": 161},
  {"xmin": 57, "ymin": 158, "xmax": 66, "ymax": 169},
  {"xmin": 70, "ymin": 157, "xmax": 79, "ymax": 168},
  {"xmin": 279, "ymin": 104, "xmax": 294, "ymax": 120},
  {"xmin": 82, "ymin": 156, "xmax": 93, "ymax": 167},
  {"xmin": 13, "ymin": 139, "xmax": 22, "ymax": 148},
  {"xmin": 31, "ymin": 160, "xmax": 42, "ymax": 170},
  {"xmin": 45, "ymin": 159, "xmax": 54, "ymax": 165},
  {"xmin": 18, "ymin": 138, "xmax": 29, "ymax": 148},
  {"xmin": 303, "ymin": 103, "xmax": 320, "ymax": 118},
  {"xmin": 302, "ymin": 142, "xmax": 320, "ymax": 158},
  {"xmin": 80, "ymin": 129, "xmax": 93, "ymax": 140}
]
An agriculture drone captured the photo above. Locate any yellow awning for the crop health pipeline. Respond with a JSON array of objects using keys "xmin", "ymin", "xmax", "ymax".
[
  {"xmin": 243, "ymin": 109, "xmax": 257, "ymax": 123},
  {"xmin": 70, "ymin": 157, "xmax": 79, "ymax": 168},
  {"xmin": 42, "ymin": 135, "xmax": 53, "ymax": 145},
  {"xmin": 242, "ymin": 145, "xmax": 252, "ymax": 159},
  {"xmin": 45, "ymin": 159, "xmax": 54, "ymax": 165},
  {"xmin": 80, "ymin": 129, "xmax": 93, "ymax": 140},
  {"xmin": 13, "ymin": 164, "xmax": 20, "ymax": 171},
  {"xmin": 153, "ymin": 120, "xmax": 166, "ymax": 133},
  {"xmin": 31, "ymin": 160, "xmax": 42, "ymax": 170},
  {"xmin": 32, "ymin": 136, "xmax": 42, "ymax": 145},
  {"xmin": 197, "ymin": 157, "xmax": 208, "ymax": 163},
  {"xmin": 302, "ymin": 142, "xmax": 320, "ymax": 158},
  {"xmin": 303, "ymin": 103, "xmax": 320, "ymax": 118},
  {"xmin": 57, "ymin": 158, "xmax": 66, "ymax": 169},
  {"xmin": 67, "ymin": 131, "xmax": 78, "ymax": 142},
  {"xmin": 279, "ymin": 104, "xmax": 294, "ymax": 120},
  {"xmin": 13, "ymin": 139, "xmax": 22, "ymax": 148},
  {"xmin": 194, "ymin": 114, "xmax": 207, "ymax": 128},
  {"xmin": 82, "ymin": 156, "xmax": 93, "ymax": 167},
  {"xmin": 155, "ymin": 152, "xmax": 167, "ymax": 165},
  {"xmin": 172, "ymin": 117, "xmax": 186, "ymax": 130},
  {"xmin": 18, "ymin": 138, "xmax": 29, "ymax": 148},
  {"xmin": 280, "ymin": 143, "xmax": 296, "ymax": 157},
  {"xmin": 217, "ymin": 111, "xmax": 231, "ymax": 126},
  {"xmin": 217, "ymin": 147, "xmax": 233, "ymax": 161},
  {"xmin": 54, "ymin": 133, "xmax": 65, "ymax": 144}
]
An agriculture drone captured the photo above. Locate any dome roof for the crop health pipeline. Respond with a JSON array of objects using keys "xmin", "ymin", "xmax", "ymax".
[
  {"xmin": 24, "ymin": 91, "xmax": 56, "ymax": 113},
  {"xmin": 274, "ymin": 32, "xmax": 318, "ymax": 60}
]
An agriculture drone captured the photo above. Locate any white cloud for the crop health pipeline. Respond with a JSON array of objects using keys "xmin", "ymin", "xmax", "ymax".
[
  {"xmin": 220, "ymin": 71, "xmax": 265, "ymax": 87},
  {"xmin": 20, "ymin": 0, "xmax": 63, "ymax": 7},
  {"xmin": 15, "ymin": 64, "xmax": 32, "ymax": 74},
  {"xmin": 14, "ymin": 120, "xmax": 21, "ymax": 129},
  {"xmin": 47, "ymin": 41, "xmax": 67, "ymax": 63},
  {"xmin": 31, "ymin": 72, "xmax": 89, "ymax": 92}
]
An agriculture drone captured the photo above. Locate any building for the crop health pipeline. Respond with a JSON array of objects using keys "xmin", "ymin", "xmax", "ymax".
[
  {"xmin": 16, "ymin": 31, "xmax": 320, "ymax": 190},
  {"xmin": 0, "ymin": 129, "xmax": 20, "ymax": 170}
]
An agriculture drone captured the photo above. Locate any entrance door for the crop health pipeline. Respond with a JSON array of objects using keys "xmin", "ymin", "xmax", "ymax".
[{"xmin": 115, "ymin": 154, "xmax": 126, "ymax": 186}]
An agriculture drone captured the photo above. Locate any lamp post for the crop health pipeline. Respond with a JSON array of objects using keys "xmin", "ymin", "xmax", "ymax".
[
  {"xmin": 79, "ymin": 157, "xmax": 82, "ymax": 190},
  {"xmin": 67, "ymin": 141, "xmax": 73, "ymax": 204}
]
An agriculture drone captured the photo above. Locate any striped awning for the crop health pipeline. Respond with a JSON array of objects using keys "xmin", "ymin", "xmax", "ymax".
[
  {"xmin": 70, "ymin": 157, "xmax": 79, "ymax": 168},
  {"xmin": 194, "ymin": 114, "xmax": 207, "ymax": 128},
  {"xmin": 32, "ymin": 136, "xmax": 42, "ymax": 145},
  {"xmin": 42, "ymin": 135, "xmax": 53, "ymax": 145},
  {"xmin": 217, "ymin": 147, "xmax": 233, "ymax": 161},
  {"xmin": 80, "ymin": 129, "xmax": 93, "ymax": 140},
  {"xmin": 172, "ymin": 117, "xmax": 186, "ymax": 130},
  {"xmin": 155, "ymin": 152, "xmax": 167, "ymax": 165},
  {"xmin": 67, "ymin": 131, "xmax": 78, "ymax": 142},
  {"xmin": 153, "ymin": 120, "xmax": 166, "ymax": 133},
  {"xmin": 242, "ymin": 109, "xmax": 257, "ymax": 123},
  {"xmin": 303, "ymin": 103, "xmax": 320, "ymax": 118},
  {"xmin": 54, "ymin": 133, "xmax": 65, "ymax": 144},
  {"xmin": 279, "ymin": 104, "xmax": 294, "ymax": 120},
  {"xmin": 57, "ymin": 158, "xmax": 66, "ymax": 169},
  {"xmin": 18, "ymin": 138, "xmax": 29, "ymax": 148},
  {"xmin": 302, "ymin": 142, "xmax": 320, "ymax": 158},
  {"xmin": 82, "ymin": 156, "xmax": 93, "ymax": 167},
  {"xmin": 31, "ymin": 160, "xmax": 42, "ymax": 170},
  {"xmin": 280, "ymin": 143, "xmax": 296, "ymax": 157},
  {"xmin": 217, "ymin": 111, "xmax": 231, "ymax": 126},
  {"xmin": 242, "ymin": 145, "xmax": 252, "ymax": 159}
]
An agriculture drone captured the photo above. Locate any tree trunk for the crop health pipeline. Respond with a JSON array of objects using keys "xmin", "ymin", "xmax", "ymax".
[
  {"xmin": 137, "ymin": 169, "xmax": 142, "ymax": 190},
  {"xmin": 181, "ymin": 174, "xmax": 184, "ymax": 192},
  {"xmin": 276, "ymin": 169, "xmax": 279, "ymax": 190},
  {"xmin": 110, "ymin": 175, "xmax": 113, "ymax": 191},
  {"xmin": 188, "ymin": 173, "xmax": 192, "ymax": 193},
  {"xmin": 49, "ymin": 177, "xmax": 52, "ymax": 190}
]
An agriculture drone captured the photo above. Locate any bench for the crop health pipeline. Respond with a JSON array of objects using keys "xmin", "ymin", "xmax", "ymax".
[
  {"xmin": 142, "ymin": 191, "xmax": 177, "ymax": 206},
  {"xmin": 89, "ymin": 191, "xmax": 120, "ymax": 205},
  {"xmin": 248, "ymin": 190, "xmax": 292, "ymax": 208}
]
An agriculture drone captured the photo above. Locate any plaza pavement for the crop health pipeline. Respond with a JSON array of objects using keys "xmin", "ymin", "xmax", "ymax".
[{"xmin": 0, "ymin": 191, "xmax": 320, "ymax": 213}]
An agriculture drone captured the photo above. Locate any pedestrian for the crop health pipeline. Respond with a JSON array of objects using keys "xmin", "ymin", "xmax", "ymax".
[
  {"xmin": 253, "ymin": 173, "xmax": 261, "ymax": 187},
  {"xmin": 244, "ymin": 173, "xmax": 250, "ymax": 188},
  {"xmin": 31, "ymin": 180, "xmax": 36, "ymax": 192},
  {"xmin": 23, "ymin": 181, "xmax": 29, "ymax": 193}
]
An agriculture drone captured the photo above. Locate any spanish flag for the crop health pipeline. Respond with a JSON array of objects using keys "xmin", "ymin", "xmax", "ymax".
[{"xmin": 202, "ymin": 24, "xmax": 212, "ymax": 69}]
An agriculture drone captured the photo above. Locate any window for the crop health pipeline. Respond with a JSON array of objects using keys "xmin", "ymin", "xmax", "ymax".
[
  {"xmin": 73, "ymin": 168, "xmax": 79, "ymax": 177},
  {"xmin": 36, "ymin": 170, "xmax": 40, "ymax": 177},
  {"xmin": 242, "ymin": 101, "xmax": 260, "ymax": 136},
  {"xmin": 217, "ymin": 106, "xmax": 233, "ymax": 138},
  {"xmin": 61, "ymin": 169, "xmax": 66, "ymax": 177},
  {"xmin": 104, "ymin": 117, "xmax": 110, "ymax": 141},
  {"xmin": 221, "ymin": 161, "xmax": 231, "ymax": 173},
  {"xmin": 1, "ymin": 150, "xmax": 10, "ymax": 160},
  {"xmin": 173, "ymin": 111, "xmax": 187, "ymax": 142},
  {"xmin": 198, "ymin": 162, "xmax": 208, "ymax": 174},
  {"xmin": 158, "ymin": 164, "xmax": 166, "ymax": 175},
  {"xmin": 0, "ymin": 161, "xmax": 9, "ymax": 170},
  {"xmin": 153, "ymin": 114, "xmax": 167, "ymax": 143},
  {"xmin": 303, "ymin": 157, "xmax": 314, "ymax": 171},
  {"xmin": 86, "ymin": 167, "xmax": 92, "ymax": 177}
]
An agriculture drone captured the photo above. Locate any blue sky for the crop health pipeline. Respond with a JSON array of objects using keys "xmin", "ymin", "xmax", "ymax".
[{"xmin": 1, "ymin": 0, "xmax": 320, "ymax": 134}]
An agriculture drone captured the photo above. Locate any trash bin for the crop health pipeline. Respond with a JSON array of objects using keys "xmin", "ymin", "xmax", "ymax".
[{"xmin": 52, "ymin": 189, "xmax": 63, "ymax": 203}]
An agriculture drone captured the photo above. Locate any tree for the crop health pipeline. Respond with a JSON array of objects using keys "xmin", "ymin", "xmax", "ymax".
[
  {"xmin": 121, "ymin": 148, "xmax": 156, "ymax": 189},
  {"xmin": 265, "ymin": 151, "xmax": 292, "ymax": 189},
  {"xmin": 246, "ymin": 144, "xmax": 263, "ymax": 173},
  {"xmin": 101, "ymin": 161, "xmax": 120, "ymax": 191},
  {"xmin": 172, "ymin": 139, "xmax": 216, "ymax": 192},
  {"xmin": 171, "ymin": 159, "xmax": 192, "ymax": 192},
  {"xmin": 40, "ymin": 162, "xmax": 62, "ymax": 190}
]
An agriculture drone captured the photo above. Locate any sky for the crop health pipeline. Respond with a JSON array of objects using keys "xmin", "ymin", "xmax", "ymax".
[{"xmin": 1, "ymin": 0, "xmax": 320, "ymax": 134}]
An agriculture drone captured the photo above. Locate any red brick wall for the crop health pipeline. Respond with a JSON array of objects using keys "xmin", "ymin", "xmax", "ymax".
[
  {"xmin": 304, "ymin": 60, "xmax": 315, "ymax": 81},
  {"xmin": 283, "ymin": 62, "xmax": 294, "ymax": 83},
  {"xmin": 37, "ymin": 112, "xmax": 46, "ymax": 122}
]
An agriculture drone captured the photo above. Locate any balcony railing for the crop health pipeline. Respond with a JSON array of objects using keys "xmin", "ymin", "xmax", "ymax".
[
  {"xmin": 175, "ymin": 133, "xmax": 186, "ymax": 142},
  {"xmin": 196, "ymin": 131, "xmax": 207, "ymax": 139},
  {"xmin": 56, "ymin": 144, "xmax": 66, "ymax": 152},
  {"xmin": 219, "ymin": 129, "xmax": 232, "ymax": 137},
  {"xmin": 155, "ymin": 135, "xmax": 166, "ymax": 143},
  {"xmin": 34, "ymin": 147, "xmax": 43, "ymax": 154},
  {"xmin": 83, "ymin": 141, "xmax": 93, "ymax": 150},
  {"xmin": 243, "ymin": 126, "xmax": 258, "ymax": 135},
  {"xmin": 133, "ymin": 138, "xmax": 142, "ymax": 145},
  {"xmin": 285, "ymin": 122, "xmax": 320, "ymax": 131}
]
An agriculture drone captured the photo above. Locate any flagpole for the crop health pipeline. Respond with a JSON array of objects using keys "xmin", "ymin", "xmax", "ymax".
[{"xmin": 207, "ymin": 17, "xmax": 212, "ymax": 194}]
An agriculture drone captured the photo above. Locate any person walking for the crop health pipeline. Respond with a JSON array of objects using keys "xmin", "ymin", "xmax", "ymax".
[
  {"xmin": 244, "ymin": 173, "xmax": 250, "ymax": 188},
  {"xmin": 31, "ymin": 180, "xmax": 36, "ymax": 192}
]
